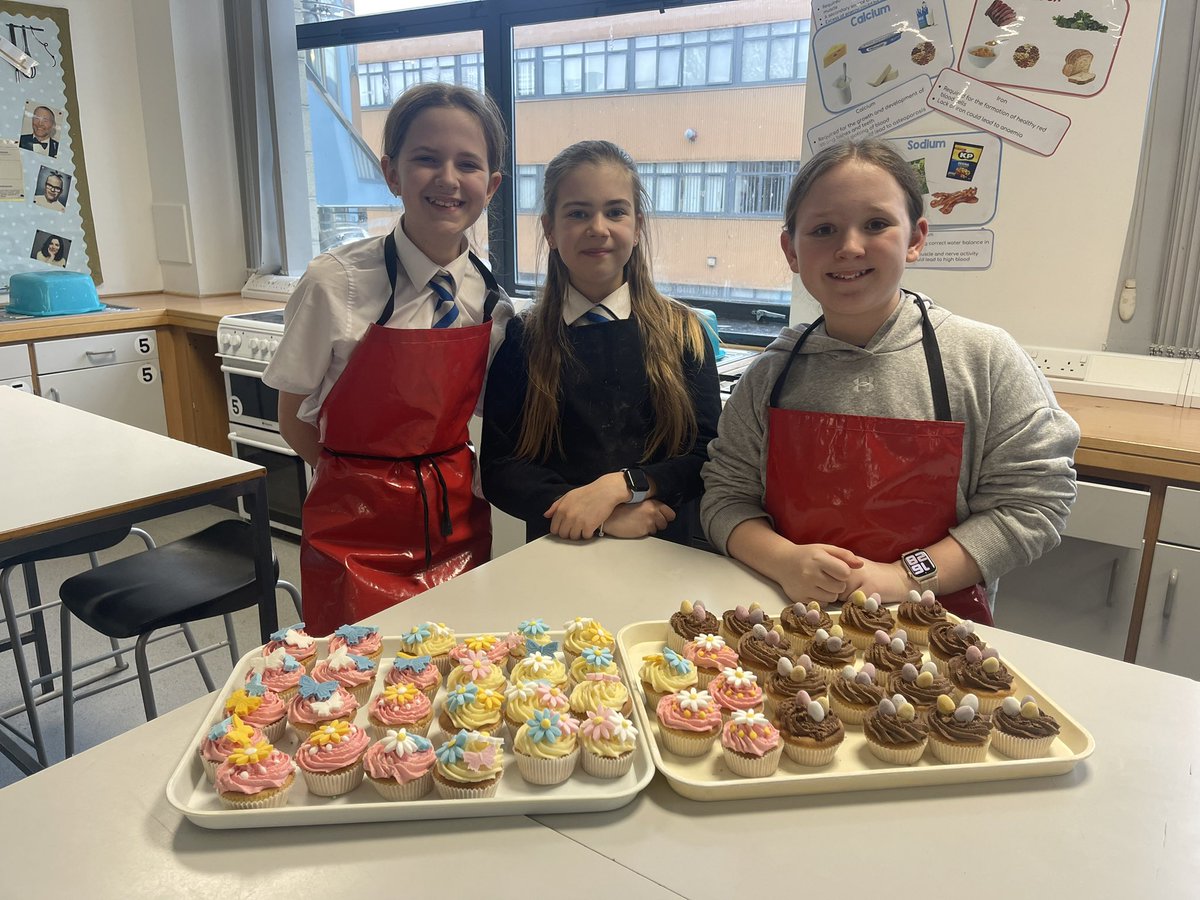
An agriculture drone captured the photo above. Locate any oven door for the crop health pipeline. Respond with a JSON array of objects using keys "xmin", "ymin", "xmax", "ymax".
[
  {"xmin": 221, "ymin": 361, "xmax": 280, "ymax": 430},
  {"xmin": 228, "ymin": 425, "xmax": 311, "ymax": 535}
]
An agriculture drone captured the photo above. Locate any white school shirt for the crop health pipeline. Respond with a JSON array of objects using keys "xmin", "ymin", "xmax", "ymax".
[
  {"xmin": 264, "ymin": 218, "xmax": 512, "ymax": 427},
  {"xmin": 561, "ymin": 282, "xmax": 632, "ymax": 326}
]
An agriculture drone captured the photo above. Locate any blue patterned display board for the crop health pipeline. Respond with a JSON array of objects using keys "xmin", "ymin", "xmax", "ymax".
[{"xmin": 0, "ymin": 2, "xmax": 101, "ymax": 290}]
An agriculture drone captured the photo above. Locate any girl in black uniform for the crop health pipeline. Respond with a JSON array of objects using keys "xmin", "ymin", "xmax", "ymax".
[{"xmin": 482, "ymin": 140, "xmax": 720, "ymax": 544}]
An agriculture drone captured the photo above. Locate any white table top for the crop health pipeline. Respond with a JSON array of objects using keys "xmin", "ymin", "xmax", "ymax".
[{"xmin": 2, "ymin": 536, "xmax": 1198, "ymax": 897}]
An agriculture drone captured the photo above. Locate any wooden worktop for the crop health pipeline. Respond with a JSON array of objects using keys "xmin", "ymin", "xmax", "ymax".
[{"xmin": 1058, "ymin": 392, "xmax": 1200, "ymax": 484}]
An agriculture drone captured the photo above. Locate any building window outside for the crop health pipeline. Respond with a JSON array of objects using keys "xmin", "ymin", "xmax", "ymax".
[
  {"xmin": 734, "ymin": 161, "xmax": 797, "ymax": 217},
  {"xmin": 359, "ymin": 51, "xmax": 484, "ymax": 108},
  {"xmin": 516, "ymin": 165, "xmax": 541, "ymax": 213}
]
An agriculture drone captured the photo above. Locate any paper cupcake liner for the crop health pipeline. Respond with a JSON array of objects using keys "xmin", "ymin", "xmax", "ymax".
[
  {"xmin": 432, "ymin": 769, "xmax": 502, "ymax": 799},
  {"xmin": 346, "ymin": 683, "xmax": 373, "ymax": 706},
  {"xmin": 431, "ymin": 653, "xmax": 454, "ymax": 679},
  {"xmin": 841, "ymin": 626, "xmax": 879, "ymax": 653},
  {"xmin": 928, "ymin": 734, "xmax": 991, "ymax": 764},
  {"xmin": 930, "ymin": 651, "xmax": 955, "ymax": 675},
  {"xmin": 301, "ymin": 761, "xmax": 365, "ymax": 797},
  {"xmin": 865, "ymin": 736, "xmax": 927, "ymax": 766},
  {"xmin": 810, "ymin": 662, "xmax": 851, "ymax": 685},
  {"xmin": 368, "ymin": 714, "xmax": 432, "ymax": 741},
  {"xmin": 201, "ymin": 757, "xmax": 220, "ymax": 784},
  {"xmin": 694, "ymin": 667, "xmax": 718, "ymax": 690},
  {"xmin": 580, "ymin": 748, "xmax": 634, "ymax": 779},
  {"xmin": 659, "ymin": 725, "xmax": 719, "ymax": 757},
  {"xmin": 367, "ymin": 771, "xmax": 433, "ymax": 801},
  {"xmin": 288, "ymin": 720, "xmax": 320, "ymax": 738},
  {"xmin": 257, "ymin": 717, "xmax": 286, "ymax": 744},
  {"xmin": 515, "ymin": 746, "xmax": 579, "ymax": 785},
  {"xmin": 992, "ymin": 730, "xmax": 1056, "ymax": 760},
  {"xmin": 895, "ymin": 621, "xmax": 932, "ymax": 646},
  {"xmin": 665, "ymin": 630, "xmax": 688, "ymax": 654},
  {"xmin": 722, "ymin": 743, "xmax": 782, "ymax": 777},
  {"xmin": 951, "ymin": 687, "xmax": 1011, "ymax": 715},
  {"xmin": 641, "ymin": 684, "xmax": 667, "ymax": 708},
  {"xmin": 828, "ymin": 694, "xmax": 874, "ymax": 727},
  {"xmin": 217, "ymin": 776, "xmax": 295, "ymax": 810},
  {"xmin": 782, "ymin": 738, "xmax": 841, "ymax": 767}
]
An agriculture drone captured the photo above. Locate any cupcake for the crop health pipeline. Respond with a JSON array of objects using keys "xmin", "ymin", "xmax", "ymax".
[
  {"xmin": 925, "ymin": 693, "xmax": 992, "ymax": 764},
  {"xmin": 863, "ymin": 693, "xmax": 927, "ymax": 765},
  {"xmin": 368, "ymin": 681, "xmax": 435, "ymax": 738},
  {"xmin": 513, "ymin": 709, "xmax": 580, "ymax": 785},
  {"xmin": 562, "ymin": 617, "xmax": 613, "ymax": 663},
  {"xmin": 991, "ymin": 695, "xmax": 1061, "ymax": 759},
  {"xmin": 198, "ymin": 714, "xmax": 264, "ymax": 784},
  {"xmin": 707, "ymin": 666, "xmax": 764, "ymax": 720},
  {"xmin": 309, "ymin": 645, "xmax": 377, "ymax": 705},
  {"xmin": 505, "ymin": 680, "xmax": 570, "ymax": 735},
  {"xmin": 638, "ymin": 646, "xmax": 697, "ymax": 707},
  {"xmin": 886, "ymin": 661, "xmax": 954, "ymax": 713},
  {"xmin": 779, "ymin": 601, "xmax": 833, "ymax": 653},
  {"xmin": 224, "ymin": 674, "xmax": 286, "ymax": 743},
  {"xmin": 509, "ymin": 642, "xmax": 569, "ymax": 689},
  {"xmin": 837, "ymin": 591, "xmax": 896, "ymax": 651},
  {"xmin": 213, "ymin": 740, "xmax": 297, "ymax": 810},
  {"xmin": 655, "ymin": 688, "xmax": 722, "ymax": 757},
  {"xmin": 667, "ymin": 601, "xmax": 719, "ymax": 653},
  {"xmin": 569, "ymin": 672, "xmax": 632, "ymax": 719},
  {"xmin": 262, "ymin": 622, "xmax": 317, "ymax": 666},
  {"xmin": 578, "ymin": 706, "xmax": 639, "ymax": 778},
  {"xmin": 363, "ymin": 728, "xmax": 436, "ymax": 801},
  {"xmin": 720, "ymin": 602, "xmax": 774, "ymax": 647},
  {"xmin": 863, "ymin": 628, "xmax": 923, "ymax": 686},
  {"xmin": 827, "ymin": 663, "xmax": 885, "ymax": 725},
  {"xmin": 682, "ymin": 633, "xmax": 738, "ymax": 690},
  {"xmin": 507, "ymin": 618, "xmax": 553, "ymax": 670},
  {"xmin": 774, "ymin": 690, "xmax": 844, "ymax": 766},
  {"xmin": 433, "ymin": 729, "xmax": 505, "ymax": 799},
  {"xmin": 806, "ymin": 625, "xmax": 857, "ymax": 682},
  {"xmin": 721, "ymin": 710, "xmax": 782, "ymax": 777},
  {"xmin": 946, "ymin": 645, "xmax": 1015, "ymax": 714},
  {"xmin": 568, "ymin": 645, "xmax": 620, "ymax": 687},
  {"xmin": 446, "ymin": 648, "xmax": 509, "ymax": 694},
  {"xmin": 896, "ymin": 590, "xmax": 947, "ymax": 645},
  {"xmin": 737, "ymin": 623, "xmax": 798, "ymax": 685},
  {"xmin": 398, "ymin": 622, "xmax": 456, "ymax": 676},
  {"xmin": 327, "ymin": 623, "xmax": 383, "ymax": 662},
  {"xmin": 439, "ymin": 682, "xmax": 505, "ymax": 737},
  {"xmin": 928, "ymin": 619, "xmax": 985, "ymax": 674},
  {"xmin": 763, "ymin": 653, "xmax": 827, "ymax": 717},
  {"xmin": 295, "ymin": 719, "xmax": 369, "ymax": 796},
  {"xmin": 286, "ymin": 675, "xmax": 359, "ymax": 738},
  {"xmin": 449, "ymin": 633, "xmax": 509, "ymax": 669},
  {"xmin": 385, "ymin": 653, "xmax": 441, "ymax": 701},
  {"xmin": 244, "ymin": 648, "xmax": 305, "ymax": 700}
]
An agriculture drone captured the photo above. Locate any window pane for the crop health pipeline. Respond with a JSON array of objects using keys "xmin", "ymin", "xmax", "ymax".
[
  {"xmin": 585, "ymin": 53, "xmax": 605, "ymax": 92},
  {"xmin": 769, "ymin": 36, "xmax": 796, "ymax": 80},
  {"xmin": 658, "ymin": 47, "xmax": 680, "ymax": 87},
  {"xmin": 607, "ymin": 52, "xmax": 627, "ymax": 90},
  {"xmin": 563, "ymin": 56, "xmax": 583, "ymax": 93},
  {"xmin": 544, "ymin": 58, "xmax": 562, "ymax": 94},
  {"xmin": 741, "ymin": 39, "xmax": 766, "ymax": 82},
  {"xmin": 704, "ymin": 174, "xmax": 726, "ymax": 213},
  {"xmin": 516, "ymin": 58, "xmax": 536, "ymax": 96},
  {"xmin": 634, "ymin": 49, "xmax": 656, "ymax": 89},
  {"xmin": 709, "ymin": 43, "xmax": 732, "ymax": 83},
  {"xmin": 656, "ymin": 174, "xmax": 677, "ymax": 212},
  {"xmin": 683, "ymin": 46, "xmax": 706, "ymax": 86}
]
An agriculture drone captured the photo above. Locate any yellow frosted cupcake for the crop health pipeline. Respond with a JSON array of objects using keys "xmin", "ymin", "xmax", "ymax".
[
  {"xmin": 505, "ymin": 679, "xmax": 570, "ymax": 734},
  {"xmin": 433, "ymin": 729, "xmax": 505, "ymax": 799},
  {"xmin": 513, "ymin": 709, "xmax": 580, "ymax": 785},
  {"xmin": 398, "ymin": 622, "xmax": 456, "ymax": 676},
  {"xmin": 510, "ymin": 643, "xmax": 569, "ymax": 689},
  {"xmin": 638, "ymin": 646, "xmax": 697, "ymax": 707},
  {"xmin": 439, "ymin": 682, "xmax": 505, "ymax": 737},
  {"xmin": 569, "ymin": 672, "xmax": 632, "ymax": 719},
  {"xmin": 568, "ymin": 645, "xmax": 620, "ymax": 687},
  {"xmin": 507, "ymin": 618, "xmax": 554, "ymax": 670},
  {"xmin": 578, "ymin": 706, "xmax": 639, "ymax": 778},
  {"xmin": 446, "ymin": 648, "xmax": 508, "ymax": 694},
  {"xmin": 563, "ymin": 617, "xmax": 613, "ymax": 663}
]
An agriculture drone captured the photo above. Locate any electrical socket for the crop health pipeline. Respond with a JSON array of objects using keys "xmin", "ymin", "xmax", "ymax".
[{"xmin": 1024, "ymin": 346, "xmax": 1089, "ymax": 381}]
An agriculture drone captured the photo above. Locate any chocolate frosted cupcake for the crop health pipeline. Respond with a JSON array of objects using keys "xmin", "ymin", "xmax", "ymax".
[
  {"xmin": 774, "ymin": 690, "xmax": 844, "ymax": 766},
  {"xmin": 838, "ymin": 591, "xmax": 896, "ymax": 651},
  {"xmin": 737, "ymin": 623, "xmax": 797, "ymax": 685},
  {"xmin": 779, "ymin": 601, "xmax": 833, "ymax": 653},
  {"xmin": 896, "ymin": 590, "xmax": 947, "ymax": 645},
  {"xmin": 806, "ymin": 625, "xmax": 857, "ymax": 682},
  {"xmin": 720, "ymin": 602, "xmax": 774, "ymax": 647},
  {"xmin": 992, "ymin": 695, "xmax": 1061, "ymax": 758},
  {"xmin": 863, "ymin": 628, "xmax": 923, "ymax": 686},
  {"xmin": 946, "ymin": 645, "xmax": 1014, "ymax": 714},
  {"xmin": 928, "ymin": 619, "xmax": 985, "ymax": 673},
  {"xmin": 886, "ymin": 661, "xmax": 954, "ymax": 712},
  {"xmin": 925, "ymin": 693, "xmax": 992, "ymax": 763},
  {"xmin": 764, "ymin": 653, "xmax": 827, "ymax": 718},
  {"xmin": 828, "ymin": 663, "xmax": 885, "ymax": 725},
  {"xmin": 863, "ymin": 693, "xmax": 927, "ymax": 765},
  {"xmin": 667, "ymin": 601, "xmax": 719, "ymax": 653}
]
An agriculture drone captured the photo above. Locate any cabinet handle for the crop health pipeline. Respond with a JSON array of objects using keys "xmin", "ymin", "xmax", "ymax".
[
  {"xmin": 1104, "ymin": 557, "xmax": 1120, "ymax": 607},
  {"xmin": 1162, "ymin": 569, "xmax": 1179, "ymax": 621},
  {"xmin": 47, "ymin": 387, "xmax": 60, "ymax": 402},
  {"xmin": 84, "ymin": 349, "xmax": 117, "ymax": 359}
]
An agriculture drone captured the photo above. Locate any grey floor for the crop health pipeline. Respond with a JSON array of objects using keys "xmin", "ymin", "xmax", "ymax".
[{"xmin": 0, "ymin": 506, "xmax": 302, "ymax": 789}]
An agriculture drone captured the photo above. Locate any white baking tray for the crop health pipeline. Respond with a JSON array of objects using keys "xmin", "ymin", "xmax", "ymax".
[
  {"xmin": 167, "ymin": 634, "xmax": 654, "ymax": 829},
  {"xmin": 616, "ymin": 619, "xmax": 1094, "ymax": 801}
]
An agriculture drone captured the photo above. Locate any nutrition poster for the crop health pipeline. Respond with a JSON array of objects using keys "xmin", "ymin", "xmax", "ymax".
[
  {"xmin": 958, "ymin": 0, "xmax": 1128, "ymax": 97},
  {"xmin": 811, "ymin": 0, "xmax": 955, "ymax": 114},
  {"xmin": 886, "ymin": 131, "xmax": 1001, "ymax": 227}
]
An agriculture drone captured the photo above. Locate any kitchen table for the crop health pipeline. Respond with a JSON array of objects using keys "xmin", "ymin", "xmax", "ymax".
[
  {"xmin": 0, "ymin": 389, "xmax": 277, "ymax": 774},
  {"xmin": 0, "ymin": 535, "xmax": 1196, "ymax": 897}
]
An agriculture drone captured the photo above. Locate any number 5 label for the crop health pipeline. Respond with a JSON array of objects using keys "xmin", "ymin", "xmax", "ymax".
[
  {"xmin": 136, "ymin": 335, "xmax": 154, "ymax": 355},
  {"xmin": 138, "ymin": 364, "xmax": 158, "ymax": 384}
]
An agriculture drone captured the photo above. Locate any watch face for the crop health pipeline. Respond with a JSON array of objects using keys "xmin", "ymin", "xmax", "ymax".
[
  {"xmin": 624, "ymin": 468, "xmax": 650, "ymax": 494},
  {"xmin": 902, "ymin": 550, "xmax": 936, "ymax": 579}
]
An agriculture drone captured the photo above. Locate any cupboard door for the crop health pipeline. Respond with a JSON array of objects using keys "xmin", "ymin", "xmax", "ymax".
[
  {"xmin": 38, "ymin": 361, "xmax": 168, "ymax": 435},
  {"xmin": 1136, "ymin": 544, "xmax": 1200, "ymax": 678}
]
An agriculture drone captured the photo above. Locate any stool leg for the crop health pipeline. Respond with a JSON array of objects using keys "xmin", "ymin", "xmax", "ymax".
[
  {"xmin": 88, "ymin": 551, "xmax": 127, "ymax": 671},
  {"xmin": 278, "ymin": 579, "xmax": 303, "ymax": 617},
  {"xmin": 223, "ymin": 614, "xmax": 240, "ymax": 665},
  {"xmin": 134, "ymin": 633, "xmax": 158, "ymax": 721},
  {"xmin": 60, "ymin": 603, "xmax": 75, "ymax": 759},
  {"xmin": 19, "ymin": 562, "xmax": 55, "ymax": 696},
  {"xmin": 1, "ymin": 574, "xmax": 49, "ymax": 767},
  {"xmin": 180, "ymin": 623, "xmax": 216, "ymax": 692}
]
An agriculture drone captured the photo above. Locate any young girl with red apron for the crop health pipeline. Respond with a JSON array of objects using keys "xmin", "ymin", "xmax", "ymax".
[
  {"xmin": 299, "ymin": 233, "xmax": 500, "ymax": 636},
  {"xmin": 763, "ymin": 293, "xmax": 993, "ymax": 624}
]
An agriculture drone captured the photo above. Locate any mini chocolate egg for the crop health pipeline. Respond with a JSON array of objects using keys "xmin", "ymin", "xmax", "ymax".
[
  {"xmin": 874, "ymin": 630, "xmax": 890, "ymax": 646},
  {"xmin": 860, "ymin": 663, "xmax": 877, "ymax": 680},
  {"xmin": 891, "ymin": 693, "xmax": 906, "ymax": 708},
  {"xmin": 915, "ymin": 671, "xmax": 934, "ymax": 688},
  {"xmin": 848, "ymin": 590, "xmax": 867, "ymax": 606},
  {"xmin": 807, "ymin": 601, "xmax": 822, "ymax": 612},
  {"xmin": 982, "ymin": 647, "xmax": 1000, "ymax": 660},
  {"xmin": 907, "ymin": 590, "xmax": 922, "ymax": 603},
  {"xmin": 889, "ymin": 637, "xmax": 906, "ymax": 653},
  {"xmin": 982, "ymin": 656, "xmax": 1000, "ymax": 674},
  {"xmin": 965, "ymin": 645, "xmax": 984, "ymax": 664},
  {"xmin": 795, "ymin": 690, "xmax": 812, "ymax": 706},
  {"xmin": 749, "ymin": 608, "xmax": 765, "ymax": 626},
  {"xmin": 900, "ymin": 663, "xmax": 919, "ymax": 680},
  {"xmin": 807, "ymin": 700, "xmax": 826, "ymax": 722},
  {"xmin": 815, "ymin": 628, "xmax": 831, "ymax": 643},
  {"xmin": 680, "ymin": 600, "xmax": 694, "ymax": 615},
  {"xmin": 764, "ymin": 630, "xmax": 782, "ymax": 647},
  {"xmin": 804, "ymin": 609, "xmax": 822, "ymax": 625},
  {"xmin": 1001, "ymin": 696, "xmax": 1021, "ymax": 716},
  {"xmin": 921, "ymin": 661, "xmax": 940, "ymax": 675},
  {"xmin": 751, "ymin": 623, "xmax": 769, "ymax": 639},
  {"xmin": 895, "ymin": 629, "xmax": 908, "ymax": 642},
  {"xmin": 791, "ymin": 602, "xmax": 806, "ymax": 616},
  {"xmin": 840, "ymin": 665, "xmax": 857, "ymax": 679},
  {"xmin": 830, "ymin": 624, "xmax": 844, "ymax": 638},
  {"xmin": 777, "ymin": 657, "xmax": 794, "ymax": 676},
  {"xmin": 960, "ymin": 693, "xmax": 980, "ymax": 711},
  {"xmin": 1020, "ymin": 700, "xmax": 1040, "ymax": 719},
  {"xmin": 953, "ymin": 704, "xmax": 976, "ymax": 723},
  {"xmin": 827, "ymin": 635, "xmax": 843, "ymax": 652},
  {"xmin": 879, "ymin": 698, "xmax": 897, "ymax": 715},
  {"xmin": 864, "ymin": 595, "xmax": 880, "ymax": 613},
  {"xmin": 693, "ymin": 601, "xmax": 708, "ymax": 619},
  {"xmin": 936, "ymin": 694, "xmax": 957, "ymax": 714},
  {"xmin": 897, "ymin": 702, "xmax": 916, "ymax": 721},
  {"xmin": 1022, "ymin": 695, "xmax": 1037, "ymax": 705},
  {"xmin": 797, "ymin": 654, "xmax": 813, "ymax": 670},
  {"xmin": 735, "ymin": 604, "xmax": 749, "ymax": 618}
]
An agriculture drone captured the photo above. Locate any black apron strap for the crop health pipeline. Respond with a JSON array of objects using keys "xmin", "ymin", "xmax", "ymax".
[
  {"xmin": 379, "ymin": 237, "xmax": 503, "ymax": 326},
  {"xmin": 769, "ymin": 317, "xmax": 823, "ymax": 409},
  {"xmin": 468, "ymin": 251, "xmax": 503, "ymax": 322}
]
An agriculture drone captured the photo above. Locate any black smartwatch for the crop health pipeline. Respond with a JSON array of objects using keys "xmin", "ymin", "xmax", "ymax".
[
  {"xmin": 622, "ymin": 467, "xmax": 650, "ymax": 504},
  {"xmin": 900, "ymin": 548, "xmax": 939, "ymax": 594}
]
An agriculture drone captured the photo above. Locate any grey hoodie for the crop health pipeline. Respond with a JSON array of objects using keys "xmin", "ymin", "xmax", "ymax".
[{"xmin": 700, "ymin": 294, "xmax": 1080, "ymax": 585}]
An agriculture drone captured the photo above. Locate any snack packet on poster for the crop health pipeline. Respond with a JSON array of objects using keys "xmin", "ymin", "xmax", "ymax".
[{"xmin": 946, "ymin": 142, "xmax": 984, "ymax": 182}]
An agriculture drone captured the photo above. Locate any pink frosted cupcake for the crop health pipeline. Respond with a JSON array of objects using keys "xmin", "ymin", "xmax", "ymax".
[
  {"xmin": 224, "ymin": 674, "xmax": 286, "ymax": 743},
  {"xmin": 683, "ymin": 633, "xmax": 738, "ymax": 690},
  {"xmin": 385, "ymin": 653, "xmax": 441, "ymax": 701},
  {"xmin": 707, "ymin": 666, "xmax": 764, "ymax": 720},
  {"xmin": 198, "ymin": 714, "xmax": 264, "ymax": 784},
  {"xmin": 328, "ymin": 623, "xmax": 383, "ymax": 662},
  {"xmin": 287, "ymin": 675, "xmax": 359, "ymax": 737},
  {"xmin": 578, "ymin": 706, "xmax": 639, "ymax": 778},
  {"xmin": 213, "ymin": 740, "xmax": 297, "ymax": 810},
  {"xmin": 368, "ymin": 681, "xmax": 435, "ymax": 738},
  {"xmin": 295, "ymin": 719, "xmax": 370, "ymax": 796},
  {"xmin": 449, "ymin": 633, "xmax": 509, "ymax": 669},
  {"xmin": 262, "ymin": 622, "xmax": 317, "ymax": 666},
  {"xmin": 363, "ymin": 729, "xmax": 436, "ymax": 800},
  {"xmin": 721, "ymin": 710, "xmax": 782, "ymax": 777},
  {"xmin": 309, "ymin": 645, "xmax": 377, "ymax": 705},
  {"xmin": 656, "ymin": 688, "xmax": 722, "ymax": 757},
  {"xmin": 244, "ymin": 648, "xmax": 305, "ymax": 700}
]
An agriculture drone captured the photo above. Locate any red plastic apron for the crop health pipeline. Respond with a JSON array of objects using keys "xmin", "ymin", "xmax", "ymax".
[
  {"xmin": 763, "ymin": 294, "xmax": 993, "ymax": 624},
  {"xmin": 299, "ymin": 233, "xmax": 496, "ymax": 636}
]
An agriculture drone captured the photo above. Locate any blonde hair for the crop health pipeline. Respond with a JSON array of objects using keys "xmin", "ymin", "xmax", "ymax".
[{"xmin": 515, "ymin": 140, "xmax": 708, "ymax": 463}]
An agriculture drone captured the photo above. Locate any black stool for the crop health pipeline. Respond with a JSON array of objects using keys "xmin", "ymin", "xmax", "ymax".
[{"xmin": 58, "ymin": 519, "xmax": 301, "ymax": 757}]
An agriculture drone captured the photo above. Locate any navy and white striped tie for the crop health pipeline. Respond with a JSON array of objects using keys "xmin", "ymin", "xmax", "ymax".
[
  {"xmin": 577, "ymin": 307, "xmax": 612, "ymax": 326},
  {"xmin": 429, "ymin": 271, "xmax": 459, "ymax": 328}
]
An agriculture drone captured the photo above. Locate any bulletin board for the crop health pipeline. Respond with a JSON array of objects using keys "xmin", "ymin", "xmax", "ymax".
[{"xmin": 0, "ymin": 1, "xmax": 101, "ymax": 290}]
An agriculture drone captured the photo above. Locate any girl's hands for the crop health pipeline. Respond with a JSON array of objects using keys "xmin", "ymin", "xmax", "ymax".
[
  {"xmin": 601, "ymin": 501, "xmax": 676, "ymax": 538},
  {"xmin": 544, "ymin": 473, "xmax": 631, "ymax": 540},
  {"xmin": 779, "ymin": 544, "xmax": 864, "ymax": 605},
  {"xmin": 840, "ymin": 559, "xmax": 910, "ymax": 604}
]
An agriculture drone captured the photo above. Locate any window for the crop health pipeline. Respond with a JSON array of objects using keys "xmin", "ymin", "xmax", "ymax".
[
  {"xmin": 741, "ymin": 21, "xmax": 808, "ymax": 83},
  {"xmin": 735, "ymin": 161, "xmax": 797, "ymax": 217},
  {"xmin": 516, "ymin": 165, "xmax": 542, "ymax": 213},
  {"xmin": 360, "ymin": 62, "xmax": 387, "ymax": 108}
]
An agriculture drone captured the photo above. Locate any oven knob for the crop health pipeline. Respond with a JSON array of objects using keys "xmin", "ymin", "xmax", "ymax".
[
  {"xmin": 249, "ymin": 338, "xmax": 261, "ymax": 353},
  {"xmin": 268, "ymin": 338, "xmax": 278, "ymax": 353},
  {"xmin": 230, "ymin": 333, "xmax": 242, "ymax": 349},
  {"xmin": 219, "ymin": 332, "xmax": 231, "ymax": 350}
]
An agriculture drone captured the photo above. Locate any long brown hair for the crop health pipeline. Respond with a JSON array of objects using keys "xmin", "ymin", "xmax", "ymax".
[
  {"xmin": 515, "ymin": 140, "xmax": 707, "ymax": 463},
  {"xmin": 380, "ymin": 82, "xmax": 507, "ymax": 174}
]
